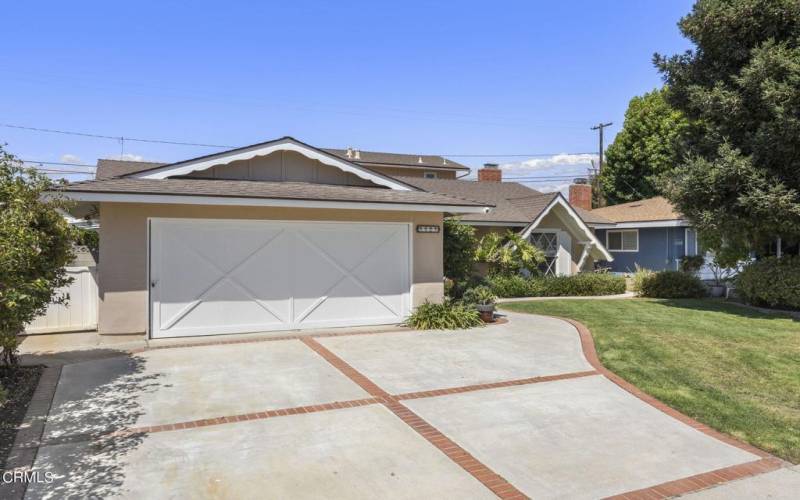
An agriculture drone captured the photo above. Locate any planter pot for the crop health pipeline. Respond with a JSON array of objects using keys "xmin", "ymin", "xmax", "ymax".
[
  {"xmin": 476, "ymin": 304, "xmax": 495, "ymax": 323},
  {"xmin": 710, "ymin": 285, "xmax": 726, "ymax": 298}
]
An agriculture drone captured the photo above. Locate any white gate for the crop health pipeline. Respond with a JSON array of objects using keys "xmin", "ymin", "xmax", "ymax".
[{"xmin": 25, "ymin": 267, "xmax": 99, "ymax": 334}]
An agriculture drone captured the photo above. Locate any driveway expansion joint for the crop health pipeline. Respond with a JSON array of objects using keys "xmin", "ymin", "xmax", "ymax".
[{"xmin": 299, "ymin": 336, "xmax": 530, "ymax": 499}]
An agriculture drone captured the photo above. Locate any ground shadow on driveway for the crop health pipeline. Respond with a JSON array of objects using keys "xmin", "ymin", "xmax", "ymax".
[{"xmin": 23, "ymin": 351, "xmax": 164, "ymax": 499}]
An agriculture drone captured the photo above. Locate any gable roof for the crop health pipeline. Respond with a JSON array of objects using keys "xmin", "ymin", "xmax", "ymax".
[
  {"xmin": 322, "ymin": 148, "xmax": 469, "ymax": 171},
  {"xmin": 56, "ymin": 177, "xmax": 491, "ymax": 212},
  {"xmin": 518, "ymin": 193, "xmax": 614, "ymax": 262},
  {"xmin": 589, "ymin": 196, "xmax": 683, "ymax": 223},
  {"xmin": 95, "ymin": 147, "xmax": 469, "ymax": 180},
  {"xmin": 124, "ymin": 136, "xmax": 416, "ymax": 191}
]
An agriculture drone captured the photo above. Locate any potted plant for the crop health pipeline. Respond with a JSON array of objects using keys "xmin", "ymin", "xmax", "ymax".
[
  {"xmin": 707, "ymin": 253, "xmax": 736, "ymax": 297},
  {"xmin": 463, "ymin": 286, "xmax": 498, "ymax": 322}
]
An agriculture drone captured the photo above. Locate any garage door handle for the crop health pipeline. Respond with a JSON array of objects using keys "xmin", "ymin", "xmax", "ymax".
[{"xmin": 151, "ymin": 280, "xmax": 158, "ymax": 288}]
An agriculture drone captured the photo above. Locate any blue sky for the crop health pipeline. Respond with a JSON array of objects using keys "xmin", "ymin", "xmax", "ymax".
[{"xmin": 1, "ymin": 0, "xmax": 693, "ymax": 191}]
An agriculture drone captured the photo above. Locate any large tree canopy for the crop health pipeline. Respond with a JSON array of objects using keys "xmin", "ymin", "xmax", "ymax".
[
  {"xmin": 654, "ymin": 0, "xmax": 800, "ymax": 252},
  {"xmin": 599, "ymin": 88, "xmax": 690, "ymax": 205}
]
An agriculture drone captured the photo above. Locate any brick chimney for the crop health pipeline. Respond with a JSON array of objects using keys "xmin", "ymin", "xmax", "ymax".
[
  {"xmin": 478, "ymin": 163, "xmax": 502, "ymax": 182},
  {"xmin": 569, "ymin": 178, "xmax": 592, "ymax": 211}
]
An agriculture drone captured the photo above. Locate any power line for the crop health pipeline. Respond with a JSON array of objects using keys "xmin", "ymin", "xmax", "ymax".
[
  {"xmin": 4, "ymin": 122, "xmax": 598, "ymax": 159},
  {"xmin": 22, "ymin": 160, "xmax": 96, "ymax": 168},
  {"xmin": 2, "ymin": 123, "xmax": 234, "ymax": 149},
  {"xmin": 437, "ymin": 152, "xmax": 595, "ymax": 158},
  {"xmin": 31, "ymin": 169, "xmax": 95, "ymax": 175}
]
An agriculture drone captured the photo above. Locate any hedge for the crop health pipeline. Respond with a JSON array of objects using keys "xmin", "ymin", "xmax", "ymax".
[
  {"xmin": 737, "ymin": 256, "xmax": 800, "ymax": 310},
  {"xmin": 638, "ymin": 270, "xmax": 707, "ymax": 298},
  {"xmin": 487, "ymin": 273, "xmax": 626, "ymax": 298}
]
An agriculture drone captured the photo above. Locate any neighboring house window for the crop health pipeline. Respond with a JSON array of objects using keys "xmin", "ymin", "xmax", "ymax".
[
  {"xmin": 423, "ymin": 172, "xmax": 438, "ymax": 179},
  {"xmin": 606, "ymin": 229, "xmax": 638, "ymax": 252},
  {"xmin": 530, "ymin": 232, "xmax": 559, "ymax": 276}
]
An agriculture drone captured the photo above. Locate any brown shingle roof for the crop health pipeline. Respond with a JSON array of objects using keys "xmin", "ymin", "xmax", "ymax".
[
  {"xmin": 96, "ymin": 159, "xmax": 167, "ymax": 179},
  {"xmin": 589, "ymin": 196, "xmax": 683, "ymax": 223},
  {"xmin": 397, "ymin": 176, "xmax": 554, "ymax": 224},
  {"xmin": 60, "ymin": 177, "xmax": 490, "ymax": 208},
  {"xmin": 573, "ymin": 207, "xmax": 613, "ymax": 224},
  {"xmin": 322, "ymin": 149, "xmax": 469, "ymax": 171}
]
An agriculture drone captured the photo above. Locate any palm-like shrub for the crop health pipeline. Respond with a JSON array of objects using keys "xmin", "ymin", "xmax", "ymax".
[{"xmin": 475, "ymin": 231, "xmax": 544, "ymax": 276}]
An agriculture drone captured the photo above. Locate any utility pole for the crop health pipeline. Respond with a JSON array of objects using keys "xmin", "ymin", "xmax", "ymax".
[{"xmin": 591, "ymin": 122, "xmax": 613, "ymax": 172}]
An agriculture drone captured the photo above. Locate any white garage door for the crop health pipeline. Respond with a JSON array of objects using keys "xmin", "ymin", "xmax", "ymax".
[{"xmin": 149, "ymin": 219, "xmax": 411, "ymax": 339}]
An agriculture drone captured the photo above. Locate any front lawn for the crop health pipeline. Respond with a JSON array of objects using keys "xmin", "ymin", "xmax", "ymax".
[{"xmin": 500, "ymin": 299, "xmax": 800, "ymax": 463}]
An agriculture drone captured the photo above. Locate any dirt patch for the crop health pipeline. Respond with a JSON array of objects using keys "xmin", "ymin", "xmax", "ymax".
[{"xmin": 0, "ymin": 365, "xmax": 43, "ymax": 470}]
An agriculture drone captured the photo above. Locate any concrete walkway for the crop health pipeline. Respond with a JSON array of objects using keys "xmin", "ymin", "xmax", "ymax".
[{"xmin": 12, "ymin": 312, "xmax": 789, "ymax": 499}]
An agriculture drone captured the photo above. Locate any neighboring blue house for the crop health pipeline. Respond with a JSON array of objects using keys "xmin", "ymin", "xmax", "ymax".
[{"xmin": 584, "ymin": 197, "xmax": 699, "ymax": 273}]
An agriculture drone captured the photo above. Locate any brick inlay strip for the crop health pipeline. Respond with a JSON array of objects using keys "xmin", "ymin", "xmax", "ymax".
[
  {"xmin": 0, "ymin": 365, "xmax": 62, "ymax": 500},
  {"xmin": 557, "ymin": 316, "xmax": 776, "ymax": 460},
  {"xmin": 548, "ymin": 315, "xmax": 790, "ymax": 497},
  {"xmin": 395, "ymin": 370, "xmax": 598, "ymax": 400},
  {"xmin": 100, "ymin": 397, "xmax": 382, "ymax": 438},
  {"xmin": 603, "ymin": 457, "xmax": 784, "ymax": 500},
  {"xmin": 299, "ymin": 337, "xmax": 528, "ymax": 500}
]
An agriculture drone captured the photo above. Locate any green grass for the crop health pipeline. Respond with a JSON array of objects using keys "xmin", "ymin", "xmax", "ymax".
[{"xmin": 501, "ymin": 298, "xmax": 800, "ymax": 463}]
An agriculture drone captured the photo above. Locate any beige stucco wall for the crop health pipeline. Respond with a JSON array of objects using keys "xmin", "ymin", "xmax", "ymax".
[{"xmin": 98, "ymin": 203, "xmax": 443, "ymax": 335}]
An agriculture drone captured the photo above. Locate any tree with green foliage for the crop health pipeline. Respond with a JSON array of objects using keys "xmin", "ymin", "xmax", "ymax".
[
  {"xmin": 654, "ymin": 0, "xmax": 800, "ymax": 255},
  {"xmin": 1, "ymin": 146, "xmax": 76, "ymax": 365},
  {"xmin": 599, "ymin": 88, "xmax": 691, "ymax": 205},
  {"xmin": 474, "ymin": 231, "xmax": 545, "ymax": 276},
  {"xmin": 443, "ymin": 218, "xmax": 477, "ymax": 285}
]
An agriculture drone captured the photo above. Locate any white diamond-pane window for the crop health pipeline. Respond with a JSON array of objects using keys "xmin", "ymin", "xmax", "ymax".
[{"xmin": 531, "ymin": 232, "xmax": 559, "ymax": 276}]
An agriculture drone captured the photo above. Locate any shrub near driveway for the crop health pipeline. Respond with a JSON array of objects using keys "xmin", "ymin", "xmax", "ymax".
[
  {"xmin": 501, "ymin": 298, "xmax": 800, "ymax": 463},
  {"xmin": 405, "ymin": 301, "xmax": 483, "ymax": 330},
  {"xmin": 487, "ymin": 273, "xmax": 626, "ymax": 298}
]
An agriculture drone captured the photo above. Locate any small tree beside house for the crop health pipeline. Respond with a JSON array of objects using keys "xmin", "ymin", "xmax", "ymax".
[{"xmin": 0, "ymin": 146, "xmax": 76, "ymax": 365}]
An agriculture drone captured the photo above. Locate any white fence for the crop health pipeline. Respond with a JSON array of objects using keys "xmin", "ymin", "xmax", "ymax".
[{"xmin": 25, "ymin": 267, "xmax": 98, "ymax": 334}]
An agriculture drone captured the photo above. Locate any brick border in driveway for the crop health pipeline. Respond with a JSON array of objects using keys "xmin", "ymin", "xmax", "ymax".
[
  {"xmin": 0, "ymin": 366, "xmax": 61, "ymax": 500},
  {"xmin": 299, "ymin": 336, "xmax": 529, "ymax": 500},
  {"xmin": 11, "ymin": 316, "xmax": 791, "ymax": 500},
  {"xmin": 554, "ymin": 316, "xmax": 789, "ymax": 499}
]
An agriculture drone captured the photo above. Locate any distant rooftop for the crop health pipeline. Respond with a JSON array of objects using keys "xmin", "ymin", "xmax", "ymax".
[{"xmin": 590, "ymin": 196, "xmax": 683, "ymax": 223}]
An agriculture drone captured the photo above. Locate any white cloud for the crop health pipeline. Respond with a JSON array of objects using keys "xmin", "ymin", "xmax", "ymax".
[
  {"xmin": 527, "ymin": 181, "xmax": 572, "ymax": 196},
  {"xmin": 499, "ymin": 153, "xmax": 597, "ymax": 174},
  {"xmin": 60, "ymin": 154, "xmax": 82, "ymax": 164},
  {"xmin": 120, "ymin": 153, "xmax": 145, "ymax": 162}
]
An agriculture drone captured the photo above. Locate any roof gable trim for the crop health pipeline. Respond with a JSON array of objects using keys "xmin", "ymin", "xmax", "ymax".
[
  {"xmin": 520, "ymin": 194, "xmax": 613, "ymax": 262},
  {"xmin": 130, "ymin": 137, "xmax": 413, "ymax": 191}
]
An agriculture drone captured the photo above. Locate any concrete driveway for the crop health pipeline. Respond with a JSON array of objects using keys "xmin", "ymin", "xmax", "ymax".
[{"xmin": 20, "ymin": 312, "xmax": 779, "ymax": 499}]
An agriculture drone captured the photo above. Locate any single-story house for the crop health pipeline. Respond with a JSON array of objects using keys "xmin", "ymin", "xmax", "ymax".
[
  {"xmin": 575, "ymin": 195, "xmax": 700, "ymax": 273},
  {"xmin": 52, "ymin": 136, "xmax": 614, "ymax": 340},
  {"xmin": 54, "ymin": 137, "xmax": 490, "ymax": 339}
]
